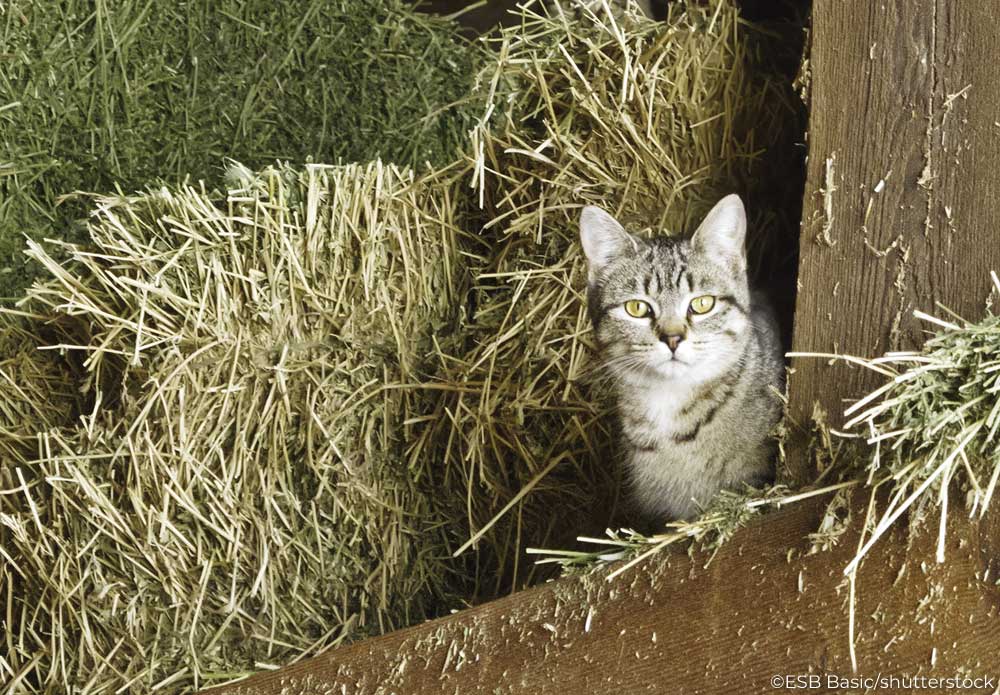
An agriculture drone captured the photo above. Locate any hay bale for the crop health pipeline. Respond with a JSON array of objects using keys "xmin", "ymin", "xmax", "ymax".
[
  {"xmin": 0, "ymin": 0, "xmax": 485, "ymax": 299},
  {"xmin": 0, "ymin": 162, "xmax": 469, "ymax": 693},
  {"xmin": 0, "ymin": 318, "xmax": 79, "ymax": 460},
  {"xmin": 415, "ymin": 0, "xmax": 800, "ymax": 593}
]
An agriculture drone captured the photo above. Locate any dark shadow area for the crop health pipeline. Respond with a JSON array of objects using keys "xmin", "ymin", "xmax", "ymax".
[{"xmin": 738, "ymin": 0, "xmax": 811, "ymax": 353}]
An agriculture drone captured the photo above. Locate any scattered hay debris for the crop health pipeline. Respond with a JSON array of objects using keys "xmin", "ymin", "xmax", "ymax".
[
  {"xmin": 817, "ymin": 153, "xmax": 837, "ymax": 246},
  {"xmin": 526, "ymin": 484, "xmax": 808, "ymax": 578}
]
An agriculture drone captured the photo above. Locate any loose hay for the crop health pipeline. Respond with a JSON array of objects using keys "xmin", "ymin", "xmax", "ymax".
[
  {"xmin": 834, "ymin": 298, "xmax": 1000, "ymax": 572},
  {"xmin": 0, "ymin": 162, "xmax": 470, "ymax": 693}
]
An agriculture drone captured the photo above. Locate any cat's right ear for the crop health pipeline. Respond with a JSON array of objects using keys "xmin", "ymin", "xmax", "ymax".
[{"xmin": 580, "ymin": 206, "xmax": 636, "ymax": 280}]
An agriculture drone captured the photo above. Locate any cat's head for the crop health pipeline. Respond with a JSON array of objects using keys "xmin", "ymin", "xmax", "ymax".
[{"xmin": 579, "ymin": 195, "xmax": 751, "ymax": 383}]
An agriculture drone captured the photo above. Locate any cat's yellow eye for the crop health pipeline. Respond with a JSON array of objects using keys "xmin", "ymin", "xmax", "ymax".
[
  {"xmin": 689, "ymin": 295, "xmax": 716, "ymax": 315},
  {"xmin": 624, "ymin": 299, "xmax": 652, "ymax": 318}
]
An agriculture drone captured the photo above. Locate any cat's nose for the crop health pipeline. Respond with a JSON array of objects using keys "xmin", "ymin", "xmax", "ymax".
[{"xmin": 659, "ymin": 332, "xmax": 685, "ymax": 352}]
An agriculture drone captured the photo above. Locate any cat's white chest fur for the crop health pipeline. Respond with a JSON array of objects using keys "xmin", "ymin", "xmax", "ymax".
[
  {"xmin": 624, "ymin": 378, "xmax": 720, "ymax": 516},
  {"xmin": 634, "ymin": 379, "xmax": 688, "ymax": 431},
  {"xmin": 625, "ymin": 365, "xmax": 716, "ymax": 434}
]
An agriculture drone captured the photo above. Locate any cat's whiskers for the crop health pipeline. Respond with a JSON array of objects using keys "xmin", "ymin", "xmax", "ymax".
[{"xmin": 594, "ymin": 351, "xmax": 656, "ymax": 384}]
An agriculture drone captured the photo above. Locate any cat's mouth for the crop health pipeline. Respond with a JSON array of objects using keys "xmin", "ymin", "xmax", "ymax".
[
  {"xmin": 654, "ymin": 344, "xmax": 689, "ymax": 367},
  {"xmin": 659, "ymin": 357, "xmax": 687, "ymax": 369}
]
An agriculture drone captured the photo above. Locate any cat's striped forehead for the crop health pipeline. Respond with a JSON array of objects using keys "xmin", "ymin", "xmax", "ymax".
[{"xmin": 636, "ymin": 237, "xmax": 692, "ymax": 295}]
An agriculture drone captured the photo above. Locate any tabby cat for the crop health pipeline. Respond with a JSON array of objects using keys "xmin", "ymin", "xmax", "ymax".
[{"xmin": 579, "ymin": 195, "xmax": 783, "ymax": 521}]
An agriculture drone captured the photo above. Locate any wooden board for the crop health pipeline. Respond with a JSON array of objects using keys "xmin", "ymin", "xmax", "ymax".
[
  {"xmin": 788, "ymin": 0, "xmax": 1000, "ymax": 480},
  {"xmin": 205, "ymin": 495, "xmax": 1000, "ymax": 695}
]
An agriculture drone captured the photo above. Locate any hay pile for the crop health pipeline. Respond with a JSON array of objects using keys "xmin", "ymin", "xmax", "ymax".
[
  {"xmin": 0, "ymin": 162, "xmax": 469, "ymax": 692},
  {"xmin": 0, "ymin": 0, "xmax": 485, "ymax": 299},
  {"xmin": 0, "ymin": 1, "xmax": 805, "ymax": 691},
  {"xmin": 416, "ymin": 0, "xmax": 799, "ymax": 593},
  {"xmin": 834, "ymin": 299, "xmax": 1000, "ymax": 571}
]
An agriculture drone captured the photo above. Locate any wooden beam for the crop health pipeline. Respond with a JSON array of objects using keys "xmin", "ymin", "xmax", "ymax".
[
  {"xmin": 788, "ymin": 0, "xmax": 1000, "ymax": 480},
  {"xmin": 205, "ymin": 496, "xmax": 1000, "ymax": 695}
]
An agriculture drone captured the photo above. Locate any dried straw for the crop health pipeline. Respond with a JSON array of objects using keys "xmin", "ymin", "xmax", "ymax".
[
  {"xmin": 0, "ymin": 319, "xmax": 79, "ymax": 461},
  {"xmin": 0, "ymin": 162, "xmax": 469, "ymax": 693}
]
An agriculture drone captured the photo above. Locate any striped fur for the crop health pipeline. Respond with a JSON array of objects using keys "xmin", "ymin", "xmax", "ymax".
[{"xmin": 579, "ymin": 195, "xmax": 783, "ymax": 521}]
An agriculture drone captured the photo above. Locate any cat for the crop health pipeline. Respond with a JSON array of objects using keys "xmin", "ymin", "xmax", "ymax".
[{"xmin": 579, "ymin": 195, "xmax": 784, "ymax": 522}]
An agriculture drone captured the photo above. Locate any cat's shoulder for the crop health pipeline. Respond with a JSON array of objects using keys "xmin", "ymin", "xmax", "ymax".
[{"xmin": 749, "ymin": 289, "xmax": 777, "ymax": 322}]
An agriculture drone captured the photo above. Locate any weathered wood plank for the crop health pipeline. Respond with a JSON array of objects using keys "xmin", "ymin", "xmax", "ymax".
[
  {"xmin": 788, "ymin": 0, "xmax": 1000, "ymax": 481},
  {"xmin": 204, "ymin": 496, "xmax": 1000, "ymax": 695}
]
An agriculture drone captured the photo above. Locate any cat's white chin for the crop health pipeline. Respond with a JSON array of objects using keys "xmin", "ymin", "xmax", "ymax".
[{"xmin": 646, "ymin": 348, "xmax": 723, "ymax": 383}]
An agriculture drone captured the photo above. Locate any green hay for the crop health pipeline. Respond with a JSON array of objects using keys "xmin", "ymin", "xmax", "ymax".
[
  {"xmin": 0, "ymin": 162, "xmax": 470, "ymax": 693},
  {"xmin": 528, "ymin": 485, "xmax": 792, "ymax": 575},
  {"xmin": 794, "ymin": 296, "xmax": 1000, "ymax": 669},
  {"xmin": 0, "ymin": 0, "xmax": 485, "ymax": 299},
  {"xmin": 831, "ymin": 300, "xmax": 1000, "ymax": 571},
  {"xmin": 416, "ymin": 0, "xmax": 799, "ymax": 596}
]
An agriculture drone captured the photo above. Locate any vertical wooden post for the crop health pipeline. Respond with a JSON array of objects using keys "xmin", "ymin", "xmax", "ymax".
[{"xmin": 788, "ymin": 1, "xmax": 1000, "ymax": 481}]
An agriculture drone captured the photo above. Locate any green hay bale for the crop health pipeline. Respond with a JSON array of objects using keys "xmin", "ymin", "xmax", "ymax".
[
  {"xmin": 0, "ymin": 0, "xmax": 485, "ymax": 299},
  {"xmin": 0, "ymin": 162, "xmax": 469, "ymax": 693},
  {"xmin": 415, "ymin": 0, "xmax": 800, "ymax": 595}
]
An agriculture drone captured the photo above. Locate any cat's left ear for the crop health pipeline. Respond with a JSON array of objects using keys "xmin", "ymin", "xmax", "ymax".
[{"xmin": 691, "ymin": 194, "xmax": 747, "ymax": 263}]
